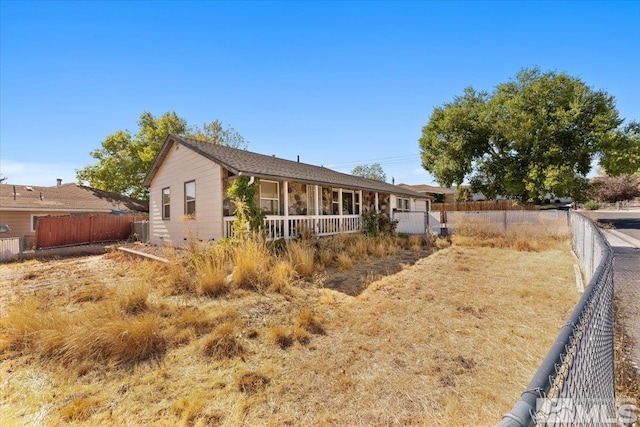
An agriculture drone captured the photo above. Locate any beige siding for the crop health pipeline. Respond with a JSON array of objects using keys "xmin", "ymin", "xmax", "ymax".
[
  {"xmin": 148, "ymin": 142, "xmax": 223, "ymax": 246},
  {"xmin": 0, "ymin": 210, "xmax": 73, "ymax": 248}
]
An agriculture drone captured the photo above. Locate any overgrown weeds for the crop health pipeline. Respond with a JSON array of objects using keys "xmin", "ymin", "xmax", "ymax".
[
  {"xmin": 2, "ymin": 292, "xmax": 165, "ymax": 365},
  {"xmin": 452, "ymin": 218, "xmax": 569, "ymax": 251}
]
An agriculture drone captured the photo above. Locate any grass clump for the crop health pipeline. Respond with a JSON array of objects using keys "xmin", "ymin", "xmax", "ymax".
[
  {"xmin": 269, "ymin": 325, "xmax": 293, "ymax": 349},
  {"xmin": 337, "ymin": 253, "xmax": 353, "ymax": 271},
  {"xmin": 201, "ymin": 322, "xmax": 244, "ymax": 360},
  {"xmin": 235, "ymin": 371, "xmax": 270, "ymax": 394},
  {"xmin": 296, "ymin": 309, "xmax": 325, "ymax": 335},
  {"xmin": 231, "ymin": 238, "xmax": 272, "ymax": 291},
  {"xmin": 269, "ymin": 260, "xmax": 296, "ymax": 292},
  {"xmin": 117, "ymin": 282, "xmax": 150, "ymax": 314},
  {"xmin": 59, "ymin": 397, "xmax": 99, "ymax": 422},
  {"xmin": 286, "ymin": 241, "xmax": 315, "ymax": 277}
]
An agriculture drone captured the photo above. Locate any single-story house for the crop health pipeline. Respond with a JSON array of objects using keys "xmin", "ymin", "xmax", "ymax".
[
  {"xmin": 143, "ymin": 135, "xmax": 429, "ymax": 246},
  {"xmin": 0, "ymin": 180, "xmax": 148, "ymax": 249},
  {"xmin": 398, "ymin": 183, "xmax": 456, "ymax": 204}
]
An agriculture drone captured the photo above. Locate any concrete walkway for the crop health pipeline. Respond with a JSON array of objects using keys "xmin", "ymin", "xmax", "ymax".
[{"xmin": 602, "ymin": 229, "xmax": 640, "ymax": 371}]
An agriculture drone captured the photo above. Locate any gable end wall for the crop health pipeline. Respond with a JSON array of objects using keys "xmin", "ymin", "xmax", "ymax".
[{"xmin": 148, "ymin": 142, "xmax": 223, "ymax": 246}]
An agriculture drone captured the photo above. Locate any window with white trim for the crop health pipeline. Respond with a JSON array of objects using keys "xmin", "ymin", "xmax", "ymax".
[
  {"xmin": 396, "ymin": 197, "xmax": 410, "ymax": 212},
  {"xmin": 342, "ymin": 191, "xmax": 355, "ymax": 214},
  {"xmin": 260, "ymin": 180, "xmax": 280, "ymax": 215},
  {"xmin": 184, "ymin": 181, "xmax": 196, "ymax": 216},
  {"xmin": 162, "ymin": 187, "xmax": 171, "ymax": 219}
]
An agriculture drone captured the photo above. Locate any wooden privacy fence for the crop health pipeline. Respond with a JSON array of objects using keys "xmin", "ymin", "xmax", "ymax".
[
  {"xmin": 35, "ymin": 216, "xmax": 141, "ymax": 249},
  {"xmin": 431, "ymin": 200, "xmax": 535, "ymax": 211}
]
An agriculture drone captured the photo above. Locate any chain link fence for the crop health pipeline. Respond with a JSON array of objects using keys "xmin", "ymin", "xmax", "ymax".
[{"xmin": 497, "ymin": 212, "xmax": 615, "ymax": 426}]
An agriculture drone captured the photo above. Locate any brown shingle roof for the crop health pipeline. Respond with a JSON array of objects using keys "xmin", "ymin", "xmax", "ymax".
[
  {"xmin": 0, "ymin": 183, "xmax": 148, "ymax": 213},
  {"xmin": 144, "ymin": 135, "xmax": 426, "ymax": 198}
]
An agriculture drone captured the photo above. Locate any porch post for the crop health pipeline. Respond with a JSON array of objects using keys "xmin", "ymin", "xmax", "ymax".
[
  {"xmin": 375, "ymin": 192, "xmax": 379, "ymax": 212},
  {"xmin": 338, "ymin": 188, "xmax": 343, "ymax": 231},
  {"xmin": 283, "ymin": 181, "xmax": 289, "ymax": 239},
  {"xmin": 358, "ymin": 189, "xmax": 363, "ymax": 231},
  {"xmin": 314, "ymin": 185, "xmax": 320, "ymax": 233}
]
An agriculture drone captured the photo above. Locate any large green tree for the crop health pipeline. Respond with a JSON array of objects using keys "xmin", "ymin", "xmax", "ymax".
[
  {"xmin": 76, "ymin": 111, "xmax": 248, "ymax": 199},
  {"xmin": 419, "ymin": 67, "xmax": 635, "ymax": 202},
  {"xmin": 351, "ymin": 163, "xmax": 387, "ymax": 182}
]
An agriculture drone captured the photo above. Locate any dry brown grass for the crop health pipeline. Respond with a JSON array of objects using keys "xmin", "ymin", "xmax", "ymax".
[
  {"xmin": 202, "ymin": 322, "xmax": 245, "ymax": 360},
  {"xmin": 286, "ymin": 241, "xmax": 315, "ymax": 277},
  {"xmin": 231, "ymin": 238, "xmax": 272, "ymax": 290},
  {"xmin": 269, "ymin": 325, "xmax": 294, "ymax": 349},
  {"xmin": 0, "ymin": 230, "xmax": 579, "ymax": 426},
  {"xmin": 269, "ymin": 260, "xmax": 296, "ymax": 293},
  {"xmin": 2, "ymin": 296, "xmax": 165, "ymax": 365},
  {"xmin": 296, "ymin": 309, "xmax": 325, "ymax": 335},
  {"xmin": 336, "ymin": 253, "xmax": 353, "ymax": 271},
  {"xmin": 452, "ymin": 218, "xmax": 570, "ymax": 251}
]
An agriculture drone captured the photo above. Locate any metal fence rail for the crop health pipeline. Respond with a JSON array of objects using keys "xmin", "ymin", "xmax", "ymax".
[{"xmin": 497, "ymin": 212, "xmax": 615, "ymax": 426}]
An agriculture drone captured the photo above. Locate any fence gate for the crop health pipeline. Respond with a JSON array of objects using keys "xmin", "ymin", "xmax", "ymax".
[{"xmin": 393, "ymin": 211, "xmax": 427, "ymax": 234}]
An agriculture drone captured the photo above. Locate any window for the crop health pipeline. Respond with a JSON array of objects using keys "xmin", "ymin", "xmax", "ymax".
[
  {"xmin": 355, "ymin": 192, "xmax": 361, "ymax": 215},
  {"xmin": 31, "ymin": 214, "xmax": 48, "ymax": 232},
  {"xmin": 162, "ymin": 188, "xmax": 171, "ymax": 219},
  {"xmin": 342, "ymin": 191, "xmax": 354, "ymax": 214},
  {"xmin": 306, "ymin": 185, "xmax": 316, "ymax": 215},
  {"xmin": 396, "ymin": 197, "xmax": 410, "ymax": 212},
  {"xmin": 332, "ymin": 190, "xmax": 339, "ymax": 215},
  {"xmin": 184, "ymin": 181, "xmax": 196, "ymax": 216},
  {"xmin": 260, "ymin": 180, "xmax": 279, "ymax": 215}
]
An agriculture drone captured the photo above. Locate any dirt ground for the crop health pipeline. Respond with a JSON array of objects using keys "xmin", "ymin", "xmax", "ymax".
[{"xmin": 0, "ymin": 242, "xmax": 579, "ymax": 426}]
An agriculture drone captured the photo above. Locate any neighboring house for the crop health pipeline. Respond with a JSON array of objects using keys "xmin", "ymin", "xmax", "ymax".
[
  {"xmin": 143, "ymin": 135, "xmax": 429, "ymax": 246},
  {"xmin": 0, "ymin": 180, "xmax": 148, "ymax": 249},
  {"xmin": 398, "ymin": 183, "xmax": 456, "ymax": 204}
]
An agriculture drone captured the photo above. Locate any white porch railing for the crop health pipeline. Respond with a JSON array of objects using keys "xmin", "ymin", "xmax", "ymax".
[{"xmin": 223, "ymin": 214, "xmax": 362, "ymax": 240}]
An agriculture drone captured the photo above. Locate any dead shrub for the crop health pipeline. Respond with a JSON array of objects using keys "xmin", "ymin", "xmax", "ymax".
[{"xmin": 202, "ymin": 322, "xmax": 244, "ymax": 360}]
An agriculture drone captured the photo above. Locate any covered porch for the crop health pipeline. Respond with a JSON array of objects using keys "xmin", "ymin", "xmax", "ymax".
[{"xmin": 223, "ymin": 179, "xmax": 390, "ymax": 240}]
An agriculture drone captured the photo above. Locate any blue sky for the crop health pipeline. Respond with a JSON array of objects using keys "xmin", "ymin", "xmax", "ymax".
[{"xmin": 1, "ymin": 1, "xmax": 639, "ymax": 188}]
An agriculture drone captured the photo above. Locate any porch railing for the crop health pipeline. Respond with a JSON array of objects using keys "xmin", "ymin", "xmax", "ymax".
[{"xmin": 223, "ymin": 214, "xmax": 362, "ymax": 240}]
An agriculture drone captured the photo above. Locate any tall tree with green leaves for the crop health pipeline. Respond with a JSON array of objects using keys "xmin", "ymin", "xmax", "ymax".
[
  {"xmin": 419, "ymin": 67, "xmax": 634, "ymax": 202},
  {"xmin": 351, "ymin": 163, "xmax": 387, "ymax": 182},
  {"xmin": 76, "ymin": 111, "xmax": 248, "ymax": 199}
]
